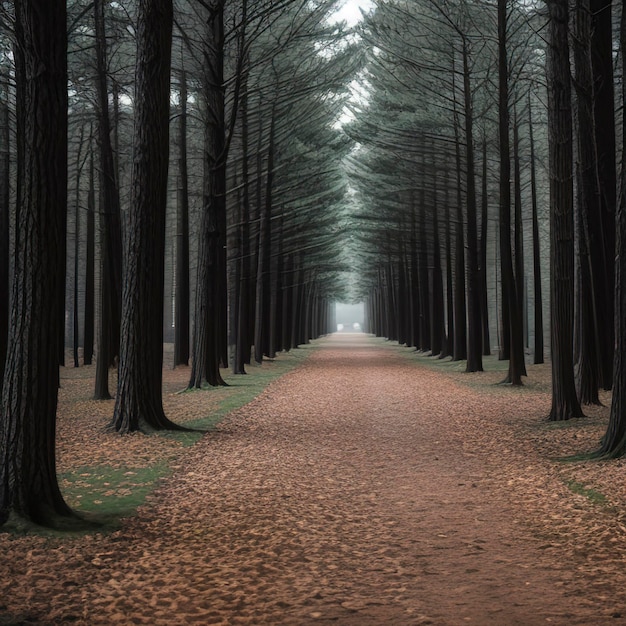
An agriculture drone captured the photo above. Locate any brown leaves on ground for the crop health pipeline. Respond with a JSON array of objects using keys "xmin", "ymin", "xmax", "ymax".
[{"xmin": 2, "ymin": 335, "xmax": 626, "ymax": 625}]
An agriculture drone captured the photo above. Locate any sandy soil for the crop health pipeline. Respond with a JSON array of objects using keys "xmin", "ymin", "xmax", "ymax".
[{"xmin": 2, "ymin": 333, "xmax": 626, "ymax": 625}]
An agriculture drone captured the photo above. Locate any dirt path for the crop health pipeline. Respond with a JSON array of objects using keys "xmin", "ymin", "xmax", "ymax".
[{"xmin": 3, "ymin": 334, "xmax": 626, "ymax": 625}]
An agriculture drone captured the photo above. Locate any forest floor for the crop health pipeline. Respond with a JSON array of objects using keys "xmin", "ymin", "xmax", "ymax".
[{"xmin": 2, "ymin": 334, "xmax": 626, "ymax": 625}]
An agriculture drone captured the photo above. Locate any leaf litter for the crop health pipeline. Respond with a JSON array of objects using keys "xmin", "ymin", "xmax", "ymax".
[{"xmin": 1, "ymin": 336, "xmax": 626, "ymax": 624}]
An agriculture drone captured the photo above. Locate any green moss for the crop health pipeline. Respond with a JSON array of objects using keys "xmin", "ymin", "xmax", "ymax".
[
  {"xmin": 51, "ymin": 345, "xmax": 316, "ymax": 532},
  {"xmin": 565, "ymin": 480, "xmax": 608, "ymax": 506},
  {"xmin": 60, "ymin": 464, "xmax": 169, "ymax": 517}
]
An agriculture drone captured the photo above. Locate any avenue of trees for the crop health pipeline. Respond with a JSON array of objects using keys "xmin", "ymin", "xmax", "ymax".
[
  {"xmin": 348, "ymin": 0, "xmax": 624, "ymax": 426},
  {"xmin": 0, "ymin": 0, "xmax": 626, "ymax": 526}
]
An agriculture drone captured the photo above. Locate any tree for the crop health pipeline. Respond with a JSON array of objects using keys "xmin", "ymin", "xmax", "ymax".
[
  {"xmin": 110, "ymin": 0, "xmax": 185, "ymax": 433},
  {"xmin": 572, "ymin": 0, "xmax": 601, "ymax": 405},
  {"xmin": 497, "ymin": 0, "xmax": 524, "ymax": 385},
  {"xmin": 93, "ymin": 0, "xmax": 123, "ymax": 400},
  {"xmin": 0, "ymin": 74, "xmax": 8, "ymax": 390},
  {"xmin": 589, "ymin": 0, "xmax": 615, "ymax": 392},
  {"xmin": 174, "ymin": 68, "xmax": 190, "ymax": 368},
  {"xmin": 595, "ymin": 2, "xmax": 626, "ymax": 456},
  {"xmin": 189, "ymin": 0, "xmax": 228, "ymax": 388},
  {"xmin": 0, "ymin": 0, "xmax": 78, "ymax": 526},
  {"xmin": 546, "ymin": 0, "xmax": 583, "ymax": 421}
]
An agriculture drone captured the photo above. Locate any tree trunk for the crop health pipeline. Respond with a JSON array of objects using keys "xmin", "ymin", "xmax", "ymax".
[
  {"xmin": 462, "ymin": 40, "xmax": 482, "ymax": 372},
  {"xmin": 431, "ymin": 168, "xmax": 446, "ymax": 356},
  {"xmin": 84, "ymin": 147, "xmax": 95, "ymax": 366},
  {"xmin": 174, "ymin": 69, "xmax": 190, "ymax": 368},
  {"xmin": 573, "ymin": 0, "xmax": 601, "ymax": 405},
  {"xmin": 513, "ymin": 109, "xmax": 527, "ymax": 359},
  {"xmin": 93, "ymin": 0, "xmax": 123, "ymax": 399},
  {"xmin": 498, "ymin": 0, "xmax": 523, "ymax": 385},
  {"xmin": 528, "ymin": 97, "xmax": 544, "ymax": 364},
  {"xmin": 0, "ymin": 0, "xmax": 77, "ymax": 527},
  {"xmin": 254, "ymin": 110, "xmax": 275, "ymax": 364},
  {"xmin": 110, "ymin": 0, "xmax": 184, "ymax": 433},
  {"xmin": 189, "ymin": 1, "xmax": 227, "ymax": 388},
  {"xmin": 452, "ymin": 73, "xmax": 467, "ymax": 361},
  {"xmin": 590, "ymin": 0, "xmax": 616, "ymax": 391},
  {"xmin": 546, "ymin": 0, "xmax": 584, "ymax": 420},
  {"xmin": 72, "ymin": 127, "xmax": 85, "ymax": 369},
  {"xmin": 0, "ymin": 80, "xmax": 9, "ymax": 390},
  {"xmin": 598, "ymin": 5, "xmax": 626, "ymax": 456},
  {"xmin": 443, "ymin": 166, "xmax": 454, "ymax": 358},
  {"xmin": 417, "ymin": 190, "xmax": 430, "ymax": 351},
  {"xmin": 479, "ymin": 137, "xmax": 491, "ymax": 356}
]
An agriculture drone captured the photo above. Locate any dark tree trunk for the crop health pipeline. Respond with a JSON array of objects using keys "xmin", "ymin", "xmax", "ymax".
[
  {"xmin": 498, "ymin": 0, "xmax": 523, "ymax": 385},
  {"xmin": 452, "ymin": 81, "xmax": 467, "ymax": 361},
  {"xmin": 0, "ymin": 81, "xmax": 9, "ymax": 389},
  {"xmin": 174, "ymin": 69, "xmax": 190, "ymax": 368},
  {"xmin": 512, "ymin": 112, "xmax": 528, "ymax": 378},
  {"xmin": 83, "ymin": 148, "xmax": 95, "ymax": 366},
  {"xmin": 232, "ymin": 61, "xmax": 250, "ymax": 373},
  {"xmin": 513, "ymin": 110, "xmax": 526, "ymax": 355},
  {"xmin": 110, "ymin": 0, "xmax": 184, "ymax": 434},
  {"xmin": 417, "ymin": 190, "xmax": 431, "ymax": 351},
  {"xmin": 254, "ymin": 111, "xmax": 274, "ymax": 364},
  {"xmin": 573, "ymin": 0, "xmax": 601, "ymax": 405},
  {"xmin": 462, "ymin": 40, "xmax": 482, "ymax": 372},
  {"xmin": 94, "ymin": 0, "xmax": 123, "ymax": 399},
  {"xmin": 282, "ymin": 254, "xmax": 293, "ymax": 352},
  {"xmin": 431, "ymin": 169, "xmax": 446, "ymax": 356},
  {"xmin": 409, "ymin": 205, "xmax": 419, "ymax": 349},
  {"xmin": 268, "ymin": 212, "xmax": 283, "ymax": 358},
  {"xmin": 443, "ymin": 166, "xmax": 454, "ymax": 358},
  {"xmin": 528, "ymin": 97, "xmax": 544, "ymax": 364},
  {"xmin": 189, "ymin": 1, "xmax": 227, "ymax": 388},
  {"xmin": 399, "ymin": 255, "xmax": 408, "ymax": 345},
  {"xmin": 72, "ymin": 127, "xmax": 85, "ymax": 369},
  {"xmin": 546, "ymin": 0, "xmax": 584, "ymax": 421},
  {"xmin": 479, "ymin": 138, "xmax": 491, "ymax": 356},
  {"xmin": 590, "ymin": 0, "xmax": 616, "ymax": 391},
  {"xmin": 598, "ymin": 6, "xmax": 626, "ymax": 456},
  {"xmin": 0, "ymin": 0, "xmax": 76, "ymax": 527}
]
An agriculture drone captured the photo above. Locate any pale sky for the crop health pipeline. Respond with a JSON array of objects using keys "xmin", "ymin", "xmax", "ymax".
[{"xmin": 330, "ymin": 0, "xmax": 374, "ymax": 26}]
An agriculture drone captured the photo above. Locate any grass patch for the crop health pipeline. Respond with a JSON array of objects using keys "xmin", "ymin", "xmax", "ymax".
[
  {"xmin": 53, "ymin": 345, "xmax": 316, "ymax": 531},
  {"xmin": 60, "ymin": 464, "xmax": 169, "ymax": 517},
  {"xmin": 565, "ymin": 479, "xmax": 608, "ymax": 506}
]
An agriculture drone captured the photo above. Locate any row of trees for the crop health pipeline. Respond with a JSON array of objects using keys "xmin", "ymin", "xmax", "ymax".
[
  {"xmin": 2, "ymin": 0, "xmax": 626, "ymax": 527},
  {"xmin": 349, "ymin": 0, "xmax": 623, "ymax": 430},
  {"xmin": 0, "ymin": 0, "xmax": 355, "ymax": 526}
]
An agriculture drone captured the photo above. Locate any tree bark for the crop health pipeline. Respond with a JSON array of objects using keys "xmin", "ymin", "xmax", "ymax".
[
  {"xmin": 83, "ymin": 147, "xmax": 95, "ymax": 366},
  {"xmin": 528, "ymin": 97, "xmax": 544, "ymax": 364},
  {"xmin": 573, "ymin": 0, "xmax": 601, "ymax": 405},
  {"xmin": 0, "ymin": 0, "xmax": 77, "ymax": 527},
  {"xmin": 590, "ymin": 0, "xmax": 615, "ymax": 391},
  {"xmin": 498, "ymin": 0, "xmax": 523, "ymax": 384},
  {"xmin": 72, "ymin": 127, "xmax": 85, "ymax": 369},
  {"xmin": 93, "ymin": 0, "xmax": 123, "ymax": 399},
  {"xmin": 110, "ymin": 0, "xmax": 184, "ymax": 433},
  {"xmin": 189, "ymin": 0, "xmax": 227, "ymax": 388},
  {"xmin": 479, "ymin": 138, "xmax": 491, "ymax": 356},
  {"xmin": 254, "ymin": 110, "xmax": 275, "ymax": 364},
  {"xmin": 546, "ymin": 0, "xmax": 584, "ymax": 420},
  {"xmin": 598, "ymin": 5, "xmax": 626, "ymax": 456},
  {"xmin": 0, "ymin": 80, "xmax": 9, "ymax": 390},
  {"xmin": 452, "ymin": 67, "xmax": 467, "ymax": 362},
  {"xmin": 174, "ymin": 69, "xmax": 190, "ymax": 368},
  {"xmin": 462, "ymin": 40, "xmax": 482, "ymax": 372}
]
